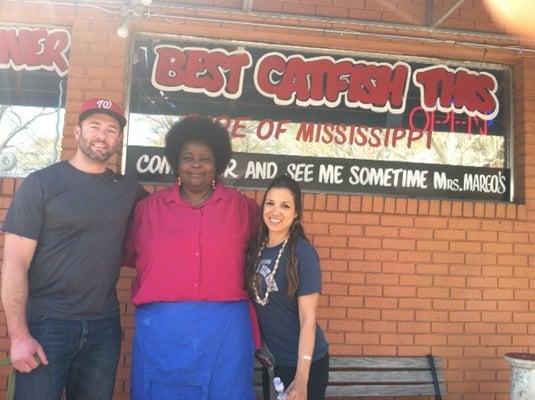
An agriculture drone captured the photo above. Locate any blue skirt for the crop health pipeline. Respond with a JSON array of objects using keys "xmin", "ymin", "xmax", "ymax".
[{"xmin": 131, "ymin": 300, "xmax": 255, "ymax": 400}]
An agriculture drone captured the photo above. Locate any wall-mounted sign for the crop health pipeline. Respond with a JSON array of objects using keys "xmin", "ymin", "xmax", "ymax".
[
  {"xmin": 125, "ymin": 36, "xmax": 511, "ymax": 201},
  {"xmin": 0, "ymin": 26, "xmax": 70, "ymax": 177}
]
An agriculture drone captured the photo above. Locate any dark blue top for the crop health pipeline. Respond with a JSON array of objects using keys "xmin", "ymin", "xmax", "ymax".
[{"xmin": 253, "ymin": 238, "xmax": 328, "ymax": 366}]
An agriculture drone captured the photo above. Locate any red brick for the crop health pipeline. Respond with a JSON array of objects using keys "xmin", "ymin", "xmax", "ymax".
[
  {"xmin": 483, "ymin": 289, "xmax": 514, "ymax": 300},
  {"xmin": 399, "ymin": 250, "xmax": 431, "ymax": 263},
  {"xmin": 483, "ymin": 242, "xmax": 513, "ymax": 254},
  {"xmin": 361, "ymin": 195, "xmax": 373, "ymax": 212},
  {"xmin": 349, "ymin": 285, "xmax": 382, "ymax": 297},
  {"xmin": 417, "ymin": 240, "xmax": 448, "ymax": 251},
  {"xmin": 399, "ymin": 274, "xmax": 431, "ymax": 286},
  {"xmin": 253, "ymin": 0, "xmax": 283, "ymax": 12},
  {"xmin": 496, "ymin": 322, "xmax": 528, "ymax": 336},
  {"xmin": 347, "ymin": 308, "xmax": 380, "ymax": 319},
  {"xmin": 405, "ymin": 198, "xmax": 417, "ymax": 214},
  {"xmin": 433, "ymin": 299, "xmax": 465, "ymax": 310},
  {"xmin": 333, "ymin": 0, "xmax": 364, "ymax": 7},
  {"xmin": 363, "ymin": 321, "xmax": 397, "ymax": 333},
  {"xmin": 348, "ymin": 261, "xmax": 381, "ymax": 273},
  {"xmin": 338, "ymin": 195, "xmax": 349, "ymax": 211},
  {"xmin": 214, "ymin": 0, "xmax": 242, "ymax": 7},
  {"xmin": 304, "ymin": 222, "xmax": 329, "ymax": 235},
  {"xmin": 365, "ymin": 297, "xmax": 398, "ymax": 309},
  {"xmin": 465, "ymin": 253, "xmax": 497, "ymax": 265},
  {"xmin": 498, "ymin": 278, "xmax": 529, "ymax": 289},
  {"xmin": 380, "ymin": 333, "xmax": 414, "ymax": 345},
  {"xmin": 348, "ymin": 237, "xmax": 381, "ymax": 248},
  {"xmin": 383, "ymin": 238, "xmax": 415, "ymax": 250},
  {"xmin": 381, "ymin": 215, "xmax": 413, "ymax": 227},
  {"xmin": 314, "ymin": 235, "xmax": 347, "ymax": 247},
  {"xmin": 326, "ymin": 194, "xmax": 338, "ymax": 211},
  {"xmin": 316, "ymin": 5, "xmax": 349, "ymax": 17},
  {"xmin": 432, "ymin": 322, "xmax": 464, "ymax": 334},
  {"xmin": 321, "ymin": 283, "xmax": 348, "ymax": 295},
  {"xmin": 328, "ymin": 224, "xmax": 360, "ymax": 236},
  {"xmin": 348, "ymin": 8, "xmax": 381, "ymax": 19},
  {"xmin": 382, "ymin": 309, "xmax": 414, "ymax": 321},
  {"xmin": 312, "ymin": 211, "xmax": 345, "ymax": 223},
  {"xmin": 399, "ymin": 227, "xmax": 433, "ymax": 239},
  {"xmin": 434, "ymin": 229, "xmax": 466, "ymax": 240},
  {"xmin": 449, "ymin": 217, "xmax": 480, "ymax": 230},
  {"xmin": 451, "ymin": 288, "xmax": 482, "ymax": 299},
  {"xmin": 364, "ymin": 226, "xmax": 399, "ymax": 237},
  {"xmin": 498, "ymin": 300, "xmax": 529, "ymax": 312},
  {"xmin": 481, "ymin": 311, "xmax": 511, "ymax": 322},
  {"xmin": 498, "ymin": 231, "xmax": 528, "ymax": 243},
  {"xmin": 364, "ymin": 249, "xmax": 398, "ymax": 261},
  {"xmin": 347, "ymin": 213, "xmax": 380, "ymax": 225},
  {"xmin": 322, "ymin": 260, "xmax": 348, "ymax": 271},
  {"xmin": 466, "ymin": 300, "xmax": 498, "ymax": 311},
  {"xmin": 345, "ymin": 333, "xmax": 380, "ymax": 345},
  {"xmin": 331, "ymin": 272, "xmax": 365, "ymax": 284},
  {"xmin": 450, "ymin": 241, "xmax": 482, "ymax": 252},
  {"xmin": 331, "ymin": 248, "xmax": 364, "ymax": 260},
  {"xmin": 415, "ymin": 310, "xmax": 448, "ymax": 321},
  {"xmin": 417, "ymin": 287, "xmax": 450, "ymax": 299},
  {"xmin": 383, "ymin": 286, "xmax": 417, "ymax": 298},
  {"xmin": 383, "ymin": 197, "xmax": 396, "ymax": 213},
  {"xmin": 349, "ymin": 196, "xmax": 361, "ymax": 211},
  {"xmin": 329, "ymin": 319, "xmax": 363, "ymax": 331},
  {"xmin": 450, "ymin": 311, "xmax": 482, "ymax": 322},
  {"xmin": 329, "ymin": 295, "xmax": 363, "ymax": 308},
  {"xmin": 432, "ymin": 252, "xmax": 465, "ymax": 264},
  {"xmin": 398, "ymin": 321, "xmax": 431, "ymax": 333}
]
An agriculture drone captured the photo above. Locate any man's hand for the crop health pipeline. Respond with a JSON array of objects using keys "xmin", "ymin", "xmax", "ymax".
[{"xmin": 10, "ymin": 334, "xmax": 48, "ymax": 373}]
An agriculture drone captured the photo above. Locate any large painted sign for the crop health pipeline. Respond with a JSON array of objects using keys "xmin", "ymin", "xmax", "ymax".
[
  {"xmin": 125, "ymin": 36, "xmax": 511, "ymax": 201},
  {"xmin": 0, "ymin": 27, "xmax": 70, "ymax": 176}
]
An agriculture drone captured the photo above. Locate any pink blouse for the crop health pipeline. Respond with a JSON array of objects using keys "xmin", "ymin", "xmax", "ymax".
[
  {"xmin": 126, "ymin": 182, "xmax": 258, "ymax": 304},
  {"xmin": 125, "ymin": 182, "xmax": 261, "ymax": 347}
]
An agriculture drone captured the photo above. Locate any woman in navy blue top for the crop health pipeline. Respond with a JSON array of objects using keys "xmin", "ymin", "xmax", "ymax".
[{"xmin": 246, "ymin": 175, "xmax": 329, "ymax": 400}]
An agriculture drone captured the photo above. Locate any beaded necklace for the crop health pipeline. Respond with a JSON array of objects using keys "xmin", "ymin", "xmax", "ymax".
[
  {"xmin": 253, "ymin": 236, "xmax": 289, "ymax": 306},
  {"xmin": 180, "ymin": 186, "xmax": 212, "ymax": 206}
]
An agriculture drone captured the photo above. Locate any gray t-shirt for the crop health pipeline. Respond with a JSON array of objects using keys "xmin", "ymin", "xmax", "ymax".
[{"xmin": 2, "ymin": 161, "xmax": 145, "ymax": 320}]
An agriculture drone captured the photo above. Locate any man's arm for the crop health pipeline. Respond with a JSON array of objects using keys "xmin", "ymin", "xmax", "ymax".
[{"xmin": 1, "ymin": 233, "xmax": 48, "ymax": 372}]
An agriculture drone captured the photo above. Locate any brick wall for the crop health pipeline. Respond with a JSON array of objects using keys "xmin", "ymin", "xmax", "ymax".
[{"xmin": 1, "ymin": 1, "xmax": 534, "ymax": 399}]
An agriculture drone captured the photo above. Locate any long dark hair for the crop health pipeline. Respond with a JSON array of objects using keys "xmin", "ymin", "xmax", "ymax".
[{"xmin": 245, "ymin": 174, "xmax": 311, "ymax": 297}]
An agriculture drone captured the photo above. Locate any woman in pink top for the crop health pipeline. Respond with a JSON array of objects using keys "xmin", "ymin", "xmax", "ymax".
[{"xmin": 125, "ymin": 116, "xmax": 259, "ymax": 400}]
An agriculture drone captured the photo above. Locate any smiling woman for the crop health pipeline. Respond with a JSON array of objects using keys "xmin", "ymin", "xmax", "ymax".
[
  {"xmin": 124, "ymin": 115, "xmax": 261, "ymax": 400},
  {"xmin": 246, "ymin": 175, "xmax": 329, "ymax": 400}
]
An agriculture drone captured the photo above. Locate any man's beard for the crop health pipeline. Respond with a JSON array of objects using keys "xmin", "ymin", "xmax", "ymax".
[{"xmin": 78, "ymin": 133, "xmax": 117, "ymax": 162}]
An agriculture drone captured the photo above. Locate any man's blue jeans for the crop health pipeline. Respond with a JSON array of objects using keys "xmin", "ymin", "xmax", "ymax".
[{"xmin": 14, "ymin": 314, "xmax": 121, "ymax": 400}]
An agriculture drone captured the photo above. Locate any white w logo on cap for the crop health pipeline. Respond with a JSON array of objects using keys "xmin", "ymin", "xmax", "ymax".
[{"xmin": 96, "ymin": 99, "xmax": 112, "ymax": 109}]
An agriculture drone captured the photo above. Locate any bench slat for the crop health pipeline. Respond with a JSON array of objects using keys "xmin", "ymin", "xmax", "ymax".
[
  {"xmin": 326, "ymin": 383, "xmax": 446, "ymax": 397},
  {"xmin": 328, "ymin": 370, "xmax": 444, "ymax": 383},
  {"xmin": 329, "ymin": 356, "xmax": 441, "ymax": 369}
]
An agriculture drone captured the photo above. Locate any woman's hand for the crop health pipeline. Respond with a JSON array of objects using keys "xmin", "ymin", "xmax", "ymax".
[{"xmin": 285, "ymin": 379, "xmax": 307, "ymax": 400}]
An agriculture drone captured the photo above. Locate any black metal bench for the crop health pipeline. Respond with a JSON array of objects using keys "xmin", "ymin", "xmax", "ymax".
[{"xmin": 254, "ymin": 355, "xmax": 445, "ymax": 399}]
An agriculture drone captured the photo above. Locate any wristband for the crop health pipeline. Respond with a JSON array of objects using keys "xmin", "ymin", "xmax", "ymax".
[{"xmin": 301, "ymin": 355, "xmax": 312, "ymax": 361}]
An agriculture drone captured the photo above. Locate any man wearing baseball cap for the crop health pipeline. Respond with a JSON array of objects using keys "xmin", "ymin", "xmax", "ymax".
[{"xmin": 1, "ymin": 97, "xmax": 146, "ymax": 399}]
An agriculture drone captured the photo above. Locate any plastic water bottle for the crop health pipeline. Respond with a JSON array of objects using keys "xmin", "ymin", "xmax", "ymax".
[{"xmin": 273, "ymin": 377, "xmax": 287, "ymax": 400}]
